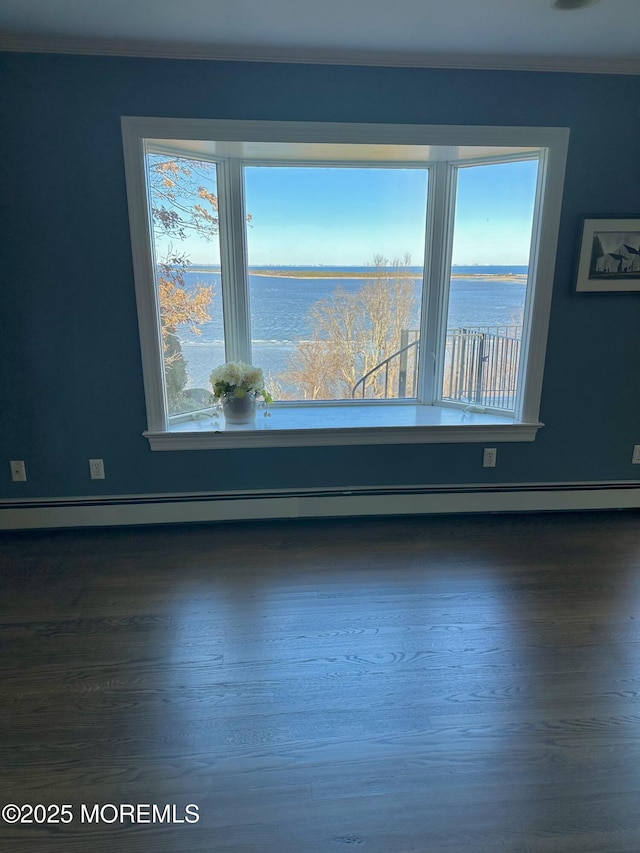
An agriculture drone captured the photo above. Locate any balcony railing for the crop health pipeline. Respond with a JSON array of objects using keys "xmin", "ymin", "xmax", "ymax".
[
  {"xmin": 352, "ymin": 325, "xmax": 522, "ymax": 410},
  {"xmin": 351, "ymin": 329, "xmax": 420, "ymax": 400}
]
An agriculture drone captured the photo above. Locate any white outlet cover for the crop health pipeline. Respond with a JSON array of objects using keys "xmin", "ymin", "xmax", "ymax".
[
  {"xmin": 89, "ymin": 458, "xmax": 105, "ymax": 479},
  {"xmin": 10, "ymin": 460, "xmax": 27, "ymax": 482},
  {"xmin": 483, "ymin": 447, "xmax": 497, "ymax": 468}
]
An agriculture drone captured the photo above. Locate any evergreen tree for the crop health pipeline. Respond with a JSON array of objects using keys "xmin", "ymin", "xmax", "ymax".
[{"xmin": 164, "ymin": 330, "xmax": 188, "ymax": 414}]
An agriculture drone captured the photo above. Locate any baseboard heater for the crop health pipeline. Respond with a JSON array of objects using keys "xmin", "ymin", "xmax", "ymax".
[{"xmin": 1, "ymin": 481, "xmax": 640, "ymax": 530}]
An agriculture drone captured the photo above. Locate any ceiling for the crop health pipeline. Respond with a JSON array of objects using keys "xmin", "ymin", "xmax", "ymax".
[{"xmin": 0, "ymin": 0, "xmax": 638, "ymax": 74}]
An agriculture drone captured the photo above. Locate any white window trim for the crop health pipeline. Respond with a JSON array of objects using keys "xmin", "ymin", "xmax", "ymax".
[{"xmin": 121, "ymin": 118, "xmax": 569, "ymax": 450}]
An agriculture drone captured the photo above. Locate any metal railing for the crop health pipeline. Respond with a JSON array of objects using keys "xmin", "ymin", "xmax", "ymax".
[
  {"xmin": 351, "ymin": 330, "xmax": 420, "ymax": 399},
  {"xmin": 352, "ymin": 325, "xmax": 522, "ymax": 410},
  {"xmin": 443, "ymin": 326, "xmax": 522, "ymax": 410}
]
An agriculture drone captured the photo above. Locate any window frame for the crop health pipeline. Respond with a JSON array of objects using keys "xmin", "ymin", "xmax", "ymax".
[{"xmin": 121, "ymin": 117, "xmax": 569, "ymax": 449}]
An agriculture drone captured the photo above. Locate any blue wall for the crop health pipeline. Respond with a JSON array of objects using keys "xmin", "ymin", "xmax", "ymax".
[{"xmin": 1, "ymin": 53, "xmax": 639, "ymax": 499}]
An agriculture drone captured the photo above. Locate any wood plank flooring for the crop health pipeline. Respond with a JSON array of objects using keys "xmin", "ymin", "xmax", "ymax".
[{"xmin": 2, "ymin": 511, "xmax": 640, "ymax": 852}]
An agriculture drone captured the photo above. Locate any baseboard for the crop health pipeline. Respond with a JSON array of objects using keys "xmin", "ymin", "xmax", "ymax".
[{"xmin": 1, "ymin": 482, "xmax": 640, "ymax": 530}]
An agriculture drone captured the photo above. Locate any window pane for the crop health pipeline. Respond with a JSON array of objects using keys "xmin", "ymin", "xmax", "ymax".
[
  {"xmin": 145, "ymin": 152, "xmax": 223, "ymax": 416},
  {"xmin": 243, "ymin": 166, "xmax": 428, "ymax": 401},
  {"xmin": 440, "ymin": 159, "xmax": 539, "ymax": 411}
]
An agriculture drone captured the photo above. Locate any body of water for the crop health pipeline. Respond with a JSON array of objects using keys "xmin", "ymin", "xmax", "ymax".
[{"xmin": 176, "ymin": 266, "xmax": 528, "ymax": 390}]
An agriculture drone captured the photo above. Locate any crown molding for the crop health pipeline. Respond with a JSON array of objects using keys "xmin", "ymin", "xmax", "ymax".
[{"xmin": 1, "ymin": 33, "xmax": 639, "ymax": 76}]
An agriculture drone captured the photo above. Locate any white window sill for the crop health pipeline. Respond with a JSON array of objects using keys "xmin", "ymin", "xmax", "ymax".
[{"xmin": 144, "ymin": 403, "xmax": 542, "ymax": 449}]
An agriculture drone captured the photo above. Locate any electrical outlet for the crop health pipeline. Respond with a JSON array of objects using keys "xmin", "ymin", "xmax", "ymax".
[
  {"xmin": 89, "ymin": 458, "xmax": 105, "ymax": 480},
  {"xmin": 483, "ymin": 447, "xmax": 497, "ymax": 468},
  {"xmin": 632, "ymin": 445, "xmax": 640, "ymax": 465},
  {"xmin": 10, "ymin": 460, "xmax": 26, "ymax": 482}
]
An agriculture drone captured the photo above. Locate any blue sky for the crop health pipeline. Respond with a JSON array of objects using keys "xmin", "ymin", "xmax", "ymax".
[
  {"xmin": 244, "ymin": 166, "xmax": 428, "ymax": 266},
  {"xmin": 452, "ymin": 160, "xmax": 538, "ymax": 266},
  {"xmin": 154, "ymin": 158, "xmax": 538, "ymax": 267}
]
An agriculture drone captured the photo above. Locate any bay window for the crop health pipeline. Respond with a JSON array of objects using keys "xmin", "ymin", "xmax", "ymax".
[{"xmin": 121, "ymin": 118, "xmax": 568, "ymax": 449}]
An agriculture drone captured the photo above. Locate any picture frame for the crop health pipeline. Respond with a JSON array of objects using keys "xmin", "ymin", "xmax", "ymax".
[{"xmin": 575, "ymin": 217, "xmax": 640, "ymax": 292}]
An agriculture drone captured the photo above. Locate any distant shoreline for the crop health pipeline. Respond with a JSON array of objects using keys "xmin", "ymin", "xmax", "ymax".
[
  {"xmin": 255, "ymin": 272, "xmax": 528, "ymax": 283},
  {"xmin": 187, "ymin": 266, "xmax": 528, "ymax": 283}
]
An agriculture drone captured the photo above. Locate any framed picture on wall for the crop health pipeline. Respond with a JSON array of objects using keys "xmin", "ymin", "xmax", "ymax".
[{"xmin": 576, "ymin": 217, "xmax": 640, "ymax": 292}]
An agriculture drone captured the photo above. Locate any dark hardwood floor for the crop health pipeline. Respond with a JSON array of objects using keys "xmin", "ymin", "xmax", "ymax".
[{"xmin": 2, "ymin": 511, "xmax": 640, "ymax": 852}]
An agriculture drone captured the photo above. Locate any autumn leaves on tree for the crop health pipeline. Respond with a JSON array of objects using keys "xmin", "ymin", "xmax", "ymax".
[{"xmin": 147, "ymin": 157, "xmax": 217, "ymax": 412}]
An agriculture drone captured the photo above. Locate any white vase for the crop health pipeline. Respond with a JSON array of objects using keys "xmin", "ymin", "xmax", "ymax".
[{"xmin": 221, "ymin": 394, "xmax": 257, "ymax": 424}]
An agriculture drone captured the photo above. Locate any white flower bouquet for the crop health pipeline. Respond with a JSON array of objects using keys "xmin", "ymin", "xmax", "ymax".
[{"xmin": 209, "ymin": 361, "xmax": 273, "ymax": 403}]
